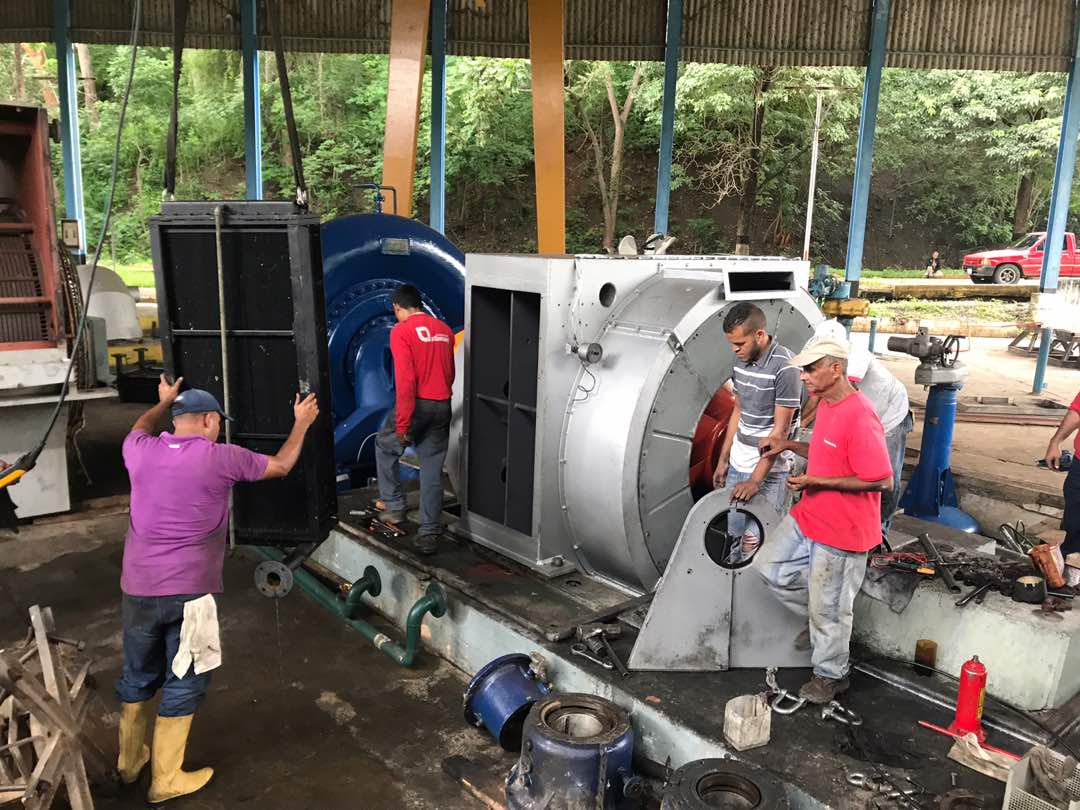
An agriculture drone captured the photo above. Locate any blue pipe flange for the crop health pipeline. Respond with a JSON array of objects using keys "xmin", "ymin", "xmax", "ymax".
[
  {"xmin": 322, "ymin": 213, "xmax": 465, "ymax": 475},
  {"xmin": 506, "ymin": 693, "xmax": 638, "ymax": 810},
  {"xmin": 463, "ymin": 654, "xmax": 552, "ymax": 752}
]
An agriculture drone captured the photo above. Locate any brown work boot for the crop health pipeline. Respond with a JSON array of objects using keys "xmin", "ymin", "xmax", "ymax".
[{"xmin": 799, "ymin": 675, "xmax": 849, "ymax": 705}]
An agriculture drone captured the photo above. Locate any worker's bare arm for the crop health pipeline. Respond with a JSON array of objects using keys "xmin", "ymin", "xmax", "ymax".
[
  {"xmin": 788, "ymin": 474, "xmax": 893, "ymax": 494},
  {"xmin": 131, "ymin": 374, "xmax": 183, "ymax": 434},
  {"xmin": 1045, "ymin": 410, "xmax": 1080, "ymax": 470}
]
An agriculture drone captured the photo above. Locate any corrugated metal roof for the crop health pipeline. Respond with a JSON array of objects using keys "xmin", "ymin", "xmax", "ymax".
[{"xmin": 2, "ymin": 0, "xmax": 1076, "ymax": 72}]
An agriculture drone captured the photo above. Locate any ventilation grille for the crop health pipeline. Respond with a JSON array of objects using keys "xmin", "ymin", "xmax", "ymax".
[{"xmin": 0, "ymin": 232, "xmax": 50, "ymax": 344}]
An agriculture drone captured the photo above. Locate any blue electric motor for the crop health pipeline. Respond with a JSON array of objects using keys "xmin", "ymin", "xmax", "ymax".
[{"xmin": 321, "ymin": 212, "xmax": 465, "ymax": 481}]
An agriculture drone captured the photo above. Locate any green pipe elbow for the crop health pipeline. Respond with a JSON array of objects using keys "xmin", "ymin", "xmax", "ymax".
[{"xmin": 343, "ymin": 566, "xmax": 382, "ymax": 619}]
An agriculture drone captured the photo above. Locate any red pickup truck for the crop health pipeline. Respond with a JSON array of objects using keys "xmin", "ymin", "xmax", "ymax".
[{"xmin": 963, "ymin": 232, "xmax": 1080, "ymax": 284}]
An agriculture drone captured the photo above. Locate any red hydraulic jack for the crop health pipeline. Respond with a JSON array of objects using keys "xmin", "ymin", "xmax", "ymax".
[{"xmin": 918, "ymin": 655, "xmax": 1020, "ymax": 760}]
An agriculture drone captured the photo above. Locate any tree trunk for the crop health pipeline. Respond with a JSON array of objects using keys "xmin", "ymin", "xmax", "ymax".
[
  {"xmin": 735, "ymin": 66, "xmax": 777, "ymax": 255},
  {"xmin": 13, "ymin": 44, "xmax": 24, "ymax": 101},
  {"xmin": 599, "ymin": 64, "xmax": 643, "ymax": 252},
  {"xmin": 76, "ymin": 45, "xmax": 99, "ymax": 127},
  {"xmin": 1013, "ymin": 172, "xmax": 1034, "ymax": 239}
]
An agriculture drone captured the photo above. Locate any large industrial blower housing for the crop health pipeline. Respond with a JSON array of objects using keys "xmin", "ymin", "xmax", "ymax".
[{"xmin": 447, "ymin": 255, "xmax": 821, "ymax": 593}]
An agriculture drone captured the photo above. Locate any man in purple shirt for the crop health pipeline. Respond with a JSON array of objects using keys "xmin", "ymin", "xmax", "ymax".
[{"xmin": 116, "ymin": 375, "xmax": 318, "ymax": 803}]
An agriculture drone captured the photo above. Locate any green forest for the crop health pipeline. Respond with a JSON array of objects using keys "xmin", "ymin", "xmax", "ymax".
[{"xmin": 1, "ymin": 43, "xmax": 1075, "ymax": 269}]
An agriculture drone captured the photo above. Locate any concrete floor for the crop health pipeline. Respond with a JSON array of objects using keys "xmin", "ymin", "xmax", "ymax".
[{"xmin": 0, "ymin": 517, "xmax": 512, "ymax": 809}]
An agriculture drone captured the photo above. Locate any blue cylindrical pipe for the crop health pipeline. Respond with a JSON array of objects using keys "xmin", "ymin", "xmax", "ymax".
[{"xmin": 1032, "ymin": 326, "xmax": 1053, "ymax": 394}]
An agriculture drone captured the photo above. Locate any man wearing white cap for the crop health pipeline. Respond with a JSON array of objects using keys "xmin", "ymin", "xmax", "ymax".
[
  {"xmin": 753, "ymin": 337, "xmax": 894, "ymax": 704},
  {"xmin": 803, "ymin": 320, "xmax": 912, "ymax": 541}
]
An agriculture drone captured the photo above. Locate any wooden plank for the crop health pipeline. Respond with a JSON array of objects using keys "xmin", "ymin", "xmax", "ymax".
[
  {"xmin": 28, "ymin": 606, "xmax": 94, "ymax": 810},
  {"xmin": 0, "ymin": 696, "xmax": 27, "ymax": 783},
  {"xmin": 0, "ymin": 653, "xmax": 111, "ymax": 781}
]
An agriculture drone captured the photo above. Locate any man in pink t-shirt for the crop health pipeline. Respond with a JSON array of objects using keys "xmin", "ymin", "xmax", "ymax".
[
  {"xmin": 115, "ymin": 375, "xmax": 319, "ymax": 803},
  {"xmin": 1045, "ymin": 391, "xmax": 1080, "ymax": 556},
  {"xmin": 753, "ymin": 337, "xmax": 894, "ymax": 705}
]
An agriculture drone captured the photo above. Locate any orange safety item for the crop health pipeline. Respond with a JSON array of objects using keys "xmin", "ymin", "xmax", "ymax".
[
  {"xmin": 688, "ymin": 387, "xmax": 736, "ymax": 500},
  {"xmin": 948, "ymin": 655, "xmax": 987, "ymax": 744}
]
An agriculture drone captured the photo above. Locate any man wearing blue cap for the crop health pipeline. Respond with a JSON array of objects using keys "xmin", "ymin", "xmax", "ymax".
[{"xmin": 115, "ymin": 374, "xmax": 318, "ymax": 803}]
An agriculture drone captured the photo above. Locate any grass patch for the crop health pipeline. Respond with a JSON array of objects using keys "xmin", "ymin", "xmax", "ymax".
[
  {"xmin": 113, "ymin": 262, "xmax": 155, "ymax": 288},
  {"xmin": 868, "ymin": 299, "xmax": 1027, "ymax": 323},
  {"xmin": 860, "ymin": 268, "xmax": 967, "ymax": 279}
]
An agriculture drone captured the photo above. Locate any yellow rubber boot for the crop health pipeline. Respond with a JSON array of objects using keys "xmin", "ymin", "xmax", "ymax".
[
  {"xmin": 147, "ymin": 714, "xmax": 213, "ymax": 804},
  {"xmin": 117, "ymin": 700, "xmax": 153, "ymax": 783}
]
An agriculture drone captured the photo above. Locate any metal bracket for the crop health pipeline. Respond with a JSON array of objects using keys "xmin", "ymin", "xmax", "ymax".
[{"xmin": 666, "ymin": 332, "xmax": 683, "ymax": 354}]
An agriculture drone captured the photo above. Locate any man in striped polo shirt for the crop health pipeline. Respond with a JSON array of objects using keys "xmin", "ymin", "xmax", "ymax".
[{"xmin": 713, "ymin": 302, "xmax": 802, "ymax": 561}]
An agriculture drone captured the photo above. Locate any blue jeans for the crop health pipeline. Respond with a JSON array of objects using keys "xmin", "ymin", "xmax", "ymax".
[
  {"xmin": 1063, "ymin": 462, "xmax": 1080, "ymax": 556},
  {"xmin": 752, "ymin": 515, "xmax": 868, "ymax": 680},
  {"xmin": 115, "ymin": 593, "xmax": 212, "ymax": 716},
  {"xmin": 723, "ymin": 467, "xmax": 789, "ymax": 560},
  {"xmin": 375, "ymin": 399, "xmax": 451, "ymax": 537}
]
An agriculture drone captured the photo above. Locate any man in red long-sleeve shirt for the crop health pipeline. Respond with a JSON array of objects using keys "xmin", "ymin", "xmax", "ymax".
[{"xmin": 375, "ymin": 284, "xmax": 456, "ymax": 554}]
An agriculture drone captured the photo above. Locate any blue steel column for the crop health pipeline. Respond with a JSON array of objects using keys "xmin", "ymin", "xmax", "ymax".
[
  {"xmin": 653, "ymin": 0, "xmax": 683, "ymax": 236},
  {"xmin": 430, "ymin": 0, "xmax": 448, "ymax": 232},
  {"xmin": 241, "ymin": 0, "xmax": 262, "ymax": 200},
  {"xmin": 844, "ymin": 0, "xmax": 890, "ymax": 285},
  {"xmin": 53, "ymin": 0, "xmax": 85, "ymax": 254},
  {"xmin": 1032, "ymin": 2, "xmax": 1080, "ymax": 393}
]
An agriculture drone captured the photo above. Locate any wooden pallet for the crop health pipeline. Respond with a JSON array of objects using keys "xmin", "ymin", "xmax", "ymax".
[{"xmin": 0, "ymin": 605, "xmax": 115, "ymax": 809}]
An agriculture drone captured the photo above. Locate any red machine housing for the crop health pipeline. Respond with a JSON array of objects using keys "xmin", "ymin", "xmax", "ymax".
[{"xmin": 0, "ymin": 104, "xmax": 62, "ymax": 351}]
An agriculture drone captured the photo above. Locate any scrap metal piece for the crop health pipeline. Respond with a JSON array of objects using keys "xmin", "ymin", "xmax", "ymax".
[
  {"xmin": 917, "ymin": 533, "xmax": 961, "ymax": 593},
  {"xmin": 570, "ymin": 643, "xmax": 613, "ymax": 670},
  {"xmin": 544, "ymin": 593, "xmax": 652, "ymax": 642},
  {"xmin": 821, "ymin": 700, "xmax": 863, "ymax": 726}
]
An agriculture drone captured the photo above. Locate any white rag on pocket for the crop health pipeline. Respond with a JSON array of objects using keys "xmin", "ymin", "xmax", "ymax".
[{"xmin": 171, "ymin": 594, "xmax": 221, "ymax": 678}]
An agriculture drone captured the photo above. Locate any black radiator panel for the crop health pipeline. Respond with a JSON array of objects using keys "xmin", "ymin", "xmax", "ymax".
[{"xmin": 150, "ymin": 201, "xmax": 337, "ymax": 546}]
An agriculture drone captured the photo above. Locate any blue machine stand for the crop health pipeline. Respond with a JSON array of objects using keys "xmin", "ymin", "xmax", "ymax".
[
  {"xmin": 321, "ymin": 206, "xmax": 465, "ymax": 483},
  {"xmin": 888, "ymin": 329, "xmax": 980, "ymax": 533}
]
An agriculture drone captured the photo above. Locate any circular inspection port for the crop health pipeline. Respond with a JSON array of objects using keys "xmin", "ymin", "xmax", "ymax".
[
  {"xmin": 694, "ymin": 772, "xmax": 763, "ymax": 810},
  {"xmin": 598, "ymin": 282, "xmax": 617, "ymax": 308},
  {"xmin": 538, "ymin": 695, "xmax": 623, "ymax": 740},
  {"xmin": 704, "ymin": 509, "xmax": 766, "ymax": 569}
]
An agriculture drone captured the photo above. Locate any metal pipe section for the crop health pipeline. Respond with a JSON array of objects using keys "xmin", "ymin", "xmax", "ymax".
[
  {"xmin": 52, "ymin": 0, "xmax": 86, "ymax": 256},
  {"xmin": 1033, "ymin": 326, "xmax": 1054, "ymax": 394},
  {"xmin": 343, "ymin": 565, "xmax": 382, "ymax": 618},
  {"xmin": 653, "ymin": 0, "xmax": 683, "ymax": 236},
  {"xmin": 255, "ymin": 547, "xmax": 447, "ymax": 667},
  {"xmin": 868, "ymin": 317, "xmax": 878, "ymax": 353},
  {"xmin": 241, "ymin": 0, "xmax": 262, "ymax": 200},
  {"xmin": 844, "ymin": 0, "xmax": 890, "ymax": 286},
  {"xmin": 429, "ymin": 0, "xmax": 448, "ymax": 233},
  {"xmin": 1032, "ymin": 2, "xmax": 1080, "ymax": 391},
  {"xmin": 213, "ymin": 206, "xmax": 236, "ymax": 551}
]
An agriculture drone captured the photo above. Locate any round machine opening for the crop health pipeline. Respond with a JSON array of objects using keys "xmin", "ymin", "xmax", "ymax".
[
  {"xmin": 704, "ymin": 509, "xmax": 765, "ymax": 569},
  {"xmin": 598, "ymin": 282, "xmax": 616, "ymax": 308},
  {"xmin": 694, "ymin": 772, "xmax": 763, "ymax": 810},
  {"xmin": 539, "ymin": 697, "xmax": 621, "ymax": 740},
  {"xmin": 689, "ymin": 386, "xmax": 737, "ymax": 501}
]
